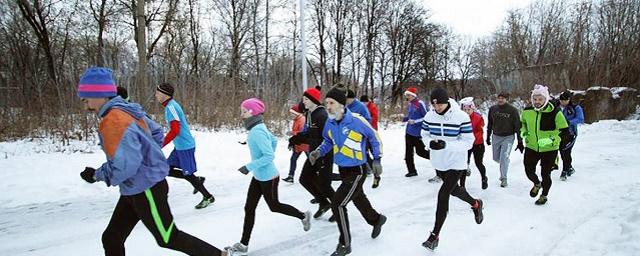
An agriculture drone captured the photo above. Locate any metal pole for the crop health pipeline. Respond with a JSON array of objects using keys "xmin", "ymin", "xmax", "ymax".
[{"xmin": 300, "ymin": 0, "xmax": 307, "ymax": 90}]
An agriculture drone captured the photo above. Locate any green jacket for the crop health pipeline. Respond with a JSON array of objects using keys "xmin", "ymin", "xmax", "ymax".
[{"xmin": 520, "ymin": 103, "xmax": 569, "ymax": 152}]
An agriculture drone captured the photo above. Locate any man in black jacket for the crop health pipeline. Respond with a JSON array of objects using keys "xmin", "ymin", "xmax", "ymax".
[{"xmin": 487, "ymin": 92, "xmax": 524, "ymax": 188}]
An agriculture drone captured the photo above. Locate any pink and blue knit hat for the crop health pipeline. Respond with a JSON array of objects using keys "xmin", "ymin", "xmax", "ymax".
[{"xmin": 77, "ymin": 67, "xmax": 117, "ymax": 98}]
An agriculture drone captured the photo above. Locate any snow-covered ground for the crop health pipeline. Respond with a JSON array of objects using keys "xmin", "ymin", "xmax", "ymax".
[{"xmin": 1, "ymin": 120, "xmax": 639, "ymax": 256}]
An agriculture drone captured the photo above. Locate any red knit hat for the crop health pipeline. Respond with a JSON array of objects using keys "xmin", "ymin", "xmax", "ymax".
[
  {"xmin": 290, "ymin": 104, "xmax": 302, "ymax": 114},
  {"xmin": 404, "ymin": 87, "xmax": 417, "ymax": 97},
  {"xmin": 303, "ymin": 87, "xmax": 322, "ymax": 105}
]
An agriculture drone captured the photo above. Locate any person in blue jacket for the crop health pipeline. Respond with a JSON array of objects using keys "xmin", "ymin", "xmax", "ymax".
[
  {"xmin": 308, "ymin": 86, "xmax": 387, "ymax": 256},
  {"xmin": 558, "ymin": 90, "xmax": 584, "ymax": 180},
  {"xmin": 224, "ymin": 98, "xmax": 312, "ymax": 256},
  {"xmin": 77, "ymin": 67, "xmax": 226, "ymax": 256},
  {"xmin": 402, "ymin": 87, "xmax": 431, "ymax": 178}
]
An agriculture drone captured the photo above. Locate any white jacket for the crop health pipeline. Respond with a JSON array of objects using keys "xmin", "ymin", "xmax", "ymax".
[{"xmin": 421, "ymin": 99, "xmax": 474, "ymax": 171}]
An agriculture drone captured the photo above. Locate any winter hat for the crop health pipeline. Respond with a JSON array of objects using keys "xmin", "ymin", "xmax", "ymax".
[
  {"xmin": 497, "ymin": 91, "xmax": 510, "ymax": 98},
  {"xmin": 360, "ymin": 95, "xmax": 370, "ymax": 102},
  {"xmin": 241, "ymin": 98, "xmax": 266, "ymax": 116},
  {"xmin": 117, "ymin": 86, "xmax": 129, "ymax": 101},
  {"xmin": 325, "ymin": 86, "xmax": 348, "ymax": 106},
  {"xmin": 559, "ymin": 90, "xmax": 572, "ymax": 100},
  {"xmin": 157, "ymin": 82, "xmax": 174, "ymax": 97},
  {"xmin": 346, "ymin": 89, "xmax": 356, "ymax": 99},
  {"xmin": 531, "ymin": 84, "xmax": 550, "ymax": 108},
  {"xmin": 290, "ymin": 104, "xmax": 303, "ymax": 114},
  {"xmin": 459, "ymin": 97, "xmax": 476, "ymax": 110},
  {"xmin": 77, "ymin": 67, "xmax": 117, "ymax": 98},
  {"xmin": 404, "ymin": 87, "xmax": 418, "ymax": 97},
  {"xmin": 303, "ymin": 87, "xmax": 322, "ymax": 105},
  {"xmin": 430, "ymin": 87, "xmax": 449, "ymax": 105}
]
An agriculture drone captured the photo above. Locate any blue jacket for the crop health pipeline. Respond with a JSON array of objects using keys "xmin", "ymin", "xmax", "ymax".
[
  {"xmin": 318, "ymin": 109, "xmax": 382, "ymax": 167},
  {"xmin": 403, "ymin": 98, "xmax": 428, "ymax": 137},
  {"xmin": 347, "ymin": 99, "xmax": 372, "ymax": 124},
  {"xmin": 95, "ymin": 97, "xmax": 168, "ymax": 196},
  {"xmin": 560, "ymin": 104, "xmax": 584, "ymax": 136},
  {"xmin": 245, "ymin": 123, "xmax": 280, "ymax": 181}
]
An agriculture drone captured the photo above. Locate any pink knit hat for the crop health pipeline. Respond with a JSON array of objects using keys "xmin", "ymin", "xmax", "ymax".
[
  {"xmin": 241, "ymin": 98, "xmax": 266, "ymax": 116},
  {"xmin": 459, "ymin": 97, "xmax": 476, "ymax": 110}
]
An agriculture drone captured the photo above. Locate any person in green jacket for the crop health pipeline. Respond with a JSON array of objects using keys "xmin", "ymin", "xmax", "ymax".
[{"xmin": 520, "ymin": 84, "xmax": 571, "ymax": 205}]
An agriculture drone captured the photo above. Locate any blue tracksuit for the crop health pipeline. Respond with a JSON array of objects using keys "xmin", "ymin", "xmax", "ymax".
[
  {"xmin": 347, "ymin": 99, "xmax": 372, "ymax": 124},
  {"xmin": 318, "ymin": 109, "xmax": 382, "ymax": 167}
]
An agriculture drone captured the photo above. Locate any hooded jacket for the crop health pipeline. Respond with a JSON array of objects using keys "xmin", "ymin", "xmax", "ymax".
[
  {"xmin": 520, "ymin": 103, "xmax": 570, "ymax": 152},
  {"xmin": 318, "ymin": 109, "xmax": 382, "ymax": 167}
]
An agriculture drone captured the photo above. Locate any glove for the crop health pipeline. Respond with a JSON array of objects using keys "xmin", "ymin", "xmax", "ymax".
[
  {"xmin": 538, "ymin": 138, "xmax": 554, "ymax": 147},
  {"xmin": 308, "ymin": 149, "xmax": 321, "ymax": 165},
  {"xmin": 429, "ymin": 140, "xmax": 446, "ymax": 150},
  {"xmin": 80, "ymin": 167, "xmax": 96, "ymax": 183},
  {"xmin": 486, "ymin": 136, "xmax": 491, "ymax": 145},
  {"xmin": 286, "ymin": 131, "xmax": 293, "ymax": 136},
  {"xmin": 515, "ymin": 140, "xmax": 524, "ymax": 153},
  {"xmin": 372, "ymin": 158, "xmax": 383, "ymax": 176},
  {"xmin": 408, "ymin": 119, "xmax": 416, "ymax": 125},
  {"xmin": 238, "ymin": 166, "xmax": 250, "ymax": 175}
]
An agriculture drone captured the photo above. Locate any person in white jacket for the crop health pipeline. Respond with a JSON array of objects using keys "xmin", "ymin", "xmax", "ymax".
[{"xmin": 420, "ymin": 88, "xmax": 484, "ymax": 251}]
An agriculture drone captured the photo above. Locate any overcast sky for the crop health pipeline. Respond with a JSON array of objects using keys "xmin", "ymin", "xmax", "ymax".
[{"xmin": 422, "ymin": 0, "xmax": 534, "ymax": 39}]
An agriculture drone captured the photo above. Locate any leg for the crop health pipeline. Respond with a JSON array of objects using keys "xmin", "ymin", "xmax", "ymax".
[
  {"xmin": 540, "ymin": 151, "xmax": 558, "ymax": 196},
  {"xmin": 524, "ymin": 148, "xmax": 541, "ymax": 185},
  {"xmin": 299, "ymin": 160, "xmax": 328, "ymax": 205},
  {"xmin": 184, "ymin": 174, "xmax": 213, "ymax": 198},
  {"xmin": 332, "ymin": 170, "xmax": 362, "ymax": 247},
  {"xmin": 491, "ymin": 134, "xmax": 501, "ymax": 163},
  {"xmin": 560, "ymin": 144, "xmax": 574, "ymax": 173},
  {"xmin": 316, "ymin": 154, "xmax": 336, "ymax": 202},
  {"xmin": 240, "ymin": 178, "xmax": 263, "ymax": 246},
  {"xmin": 474, "ymin": 144, "xmax": 488, "ymax": 179},
  {"xmin": 448, "ymin": 171, "xmax": 476, "ymax": 205},
  {"xmin": 350, "ymin": 166, "xmax": 381, "ymax": 225},
  {"xmin": 414, "ymin": 136, "xmax": 430, "ymax": 160},
  {"xmin": 432, "ymin": 171, "xmax": 467, "ymax": 235},
  {"xmin": 261, "ymin": 178, "xmax": 305, "ymax": 219},
  {"xmin": 289, "ymin": 151, "xmax": 302, "ymax": 177},
  {"xmin": 499, "ymin": 135, "xmax": 514, "ymax": 180},
  {"xmin": 405, "ymin": 134, "xmax": 417, "ymax": 174},
  {"xmin": 102, "ymin": 197, "xmax": 139, "ymax": 256},
  {"xmin": 133, "ymin": 180, "xmax": 222, "ymax": 256}
]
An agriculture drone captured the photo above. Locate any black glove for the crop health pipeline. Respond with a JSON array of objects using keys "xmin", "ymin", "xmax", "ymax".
[
  {"xmin": 80, "ymin": 167, "xmax": 96, "ymax": 183},
  {"xmin": 486, "ymin": 136, "xmax": 491, "ymax": 146},
  {"xmin": 238, "ymin": 166, "xmax": 250, "ymax": 175},
  {"xmin": 515, "ymin": 140, "xmax": 524, "ymax": 153},
  {"xmin": 429, "ymin": 140, "xmax": 446, "ymax": 150}
]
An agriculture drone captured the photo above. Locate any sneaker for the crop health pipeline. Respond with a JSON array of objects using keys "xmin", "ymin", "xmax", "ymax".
[
  {"xmin": 535, "ymin": 195, "xmax": 548, "ymax": 205},
  {"xmin": 192, "ymin": 176, "xmax": 205, "ymax": 194},
  {"xmin": 310, "ymin": 198, "xmax": 318, "ymax": 204},
  {"xmin": 371, "ymin": 214, "xmax": 387, "ymax": 238},
  {"xmin": 466, "ymin": 168, "xmax": 471, "ymax": 176},
  {"xmin": 500, "ymin": 178, "xmax": 508, "ymax": 187},
  {"xmin": 302, "ymin": 211, "xmax": 312, "ymax": 231},
  {"xmin": 372, "ymin": 176, "xmax": 381, "ymax": 188},
  {"xmin": 331, "ymin": 244, "xmax": 352, "ymax": 256},
  {"xmin": 481, "ymin": 176, "xmax": 488, "ymax": 190},
  {"xmin": 282, "ymin": 176, "xmax": 294, "ymax": 183},
  {"xmin": 328, "ymin": 214, "xmax": 336, "ymax": 222},
  {"xmin": 472, "ymin": 199, "xmax": 484, "ymax": 224},
  {"xmin": 560, "ymin": 171, "xmax": 567, "ymax": 181},
  {"xmin": 428, "ymin": 175, "xmax": 442, "ymax": 183},
  {"xmin": 224, "ymin": 242, "xmax": 248, "ymax": 256},
  {"xmin": 530, "ymin": 183, "xmax": 541, "ymax": 198},
  {"xmin": 313, "ymin": 204, "xmax": 331, "ymax": 219},
  {"xmin": 567, "ymin": 167, "xmax": 575, "ymax": 176},
  {"xmin": 405, "ymin": 172, "xmax": 418, "ymax": 177},
  {"xmin": 422, "ymin": 232, "xmax": 439, "ymax": 251},
  {"xmin": 195, "ymin": 196, "xmax": 215, "ymax": 209}
]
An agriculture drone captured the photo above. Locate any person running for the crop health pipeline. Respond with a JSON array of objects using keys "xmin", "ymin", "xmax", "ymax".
[
  {"xmin": 308, "ymin": 86, "xmax": 387, "ymax": 256},
  {"xmin": 459, "ymin": 97, "xmax": 488, "ymax": 189},
  {"xmin": 155, "ymin": 83, "xmax": 215, "ymax": 209},
  {"xmin": 360, "ymin": 94, "xmax": 382, "ymax": 188},
  {"xmin": 486, "ymin": 92, "xmax": 524, "ymax": 187},
  {"xmin": 520, "ymin": 84, "xmax": 571, "ymax": 205},
  {"xmin": 421, "ymin": 88, "xmax": 484, "ymax": 251},
  {"xmin": 77, "ymin": 67, "xmax": 226, "ymax": 256},
  {"xmin": 288, "ymin": 87, "xmax": 336, "ymax": 220},
  {"xmin": 402, "ymin": 87, "xmax": 431, "ymax": 178},
  {"xmin": 225, "ymin": 98, "xmax": 312, "ymax": 255},
  {"xmin": 558, "ymin": 90, "xmax": 584, "ymax": 181},
  {"xmin": 345, "ymin": 89, "xmax": 372, "ymax": 123},
  {"xmin": 283, "ymin": 104, "xmax": 309, "ymax": 183}
]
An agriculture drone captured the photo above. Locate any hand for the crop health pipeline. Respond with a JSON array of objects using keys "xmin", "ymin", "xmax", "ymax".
[
  {"xmin": 538, "ymin": 138, "xmax": 554, "ymax": 147},
  {"xmin": 408, "ymin": 119, "xmax": 416, "ymax": 125},
  {"xmin": 308, "ymin": 150, "xmax": 321, "ymax": 165},
  {"xmin": 515, "ymin": 140, "xmax": 524, "ymax": 153},
  {"xmin": 80, "ymin": 167, "xmax": 96, "ymax": 183},
  {"xmin": 288, "ymin": 144, "xmax": 294, "ymax": 151},
  {"xmin": 286, "ymin": 131, "xmax": 293, "ymax": 136},
  {"xmin": 238, "ymin": 166, "xmax": 250, "ymax": 175},
  {"xmin": 429, "ymin": 140, "xmax": 446, "ymax": 150},
  {"xmin": 486, "ymin": 137, "xmax": 491, "ymax": 146},
  {"xmin": 372, "ymin": 159, "xmax": 383, "ymax": 176}
]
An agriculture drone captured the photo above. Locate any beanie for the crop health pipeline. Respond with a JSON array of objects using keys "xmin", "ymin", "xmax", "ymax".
[
  {"xmin": 157, "ymin": 82, "xmax": 174, "ymax": 97},
  {"xmin": 303, "ymin": 87, "xmax": 322, "ymax": 105},
  {"xmin": 346, "ymin": 89, "xmax": 356, "ymax": 99},
  {"xmin": 404, "ymin": 87, "xmax": 417, "ymax": 97},
  {"xmin": 77, "ymin": 67, "xmax": 117, "ymax": 98},
  {"xmin": 559, "ymin": 90, "xmax": 572, "ymax": 100},
  {"xmin": 325, "ymin": 86, "xmax": 348, "ymax": 106},
  {"xmin": 430, "ymin": 87, "xmax": 449, "ymax": 105},
  {"xmin": 241, "ymin": 98, "xmax": 266, "ymax": 116}
]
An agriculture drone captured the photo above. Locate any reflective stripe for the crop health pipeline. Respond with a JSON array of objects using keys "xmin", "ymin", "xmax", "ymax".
[
  {"xmin": 347, "ymin": 130, "xmax": 362, "ymax": 142},
  {"xmin": 144, "ymin": 189, "xmax": 174, "ymax": 244},
  {"xmin": 340, "ymin": 146, "xmax": 355, "ymax": 158}
]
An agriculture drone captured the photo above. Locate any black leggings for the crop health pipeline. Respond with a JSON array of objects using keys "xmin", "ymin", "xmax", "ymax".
[
  {"xmin": 241, "ymin": 177, "xmax": 305, "ymax": 245},
  {"xmin": 102, "ymin": 180, "xmax": 222, "ymax": 256},
  {"xmin": 432, "ymin": 170, "xmax": 476, "ymax": 236},
  {"xmin": 460, "ymin": 144, "xmax": 487, "ymax": 187},
  {"xmin": 524, "ymin": 148, "xmax": 557, "ymax": 196},
  {"xmin": 168, "ymin": 167, "xmax": 212, "ymax": 198},
  {"xmin": 299, "ymin": 154, "xmax": 335, "ymax": 206},
  {"xmin": 405, "ymin": 134, "xmax": 430, "ymax": 174}
]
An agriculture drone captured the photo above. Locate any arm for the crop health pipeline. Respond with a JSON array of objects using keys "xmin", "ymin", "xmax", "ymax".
[
  {"xmin": 316, "ymin": 123, "xmax": 334, "ymax": 156},
  {"xmin": 144, "ymin": 115, "xmax": 165, "ymax": 147},
  {"xmin": 95, "ymin": 129, "xmax": 143, "ymax": 187},
  {"xmin": 361, "ymin": 119, "xmax": 382, "ymax": 159},
  {"xmin": 486, "ymin": 107, "xmax": 494, "ymax": 136},
  {"xmin": 420, "ymin": 118, "xmax": 433, "ymax": 145},
  {"xmin": 162, "ymin": 120, "xmax": 180, "ymax": 147},
  {"xmin": 513, "ymin": 107, "xmax": 522, "ymax": 141},
  {"xmin": 446, "ymin": 115, "xmax": 475, "ymax": 152},
  {"xmin": 245, "ymin": 130, "xmax": 276, "ymax": 172},
  {"xmin": 570, "ymin": 105, "xmax": 585, "ymax": 126}
]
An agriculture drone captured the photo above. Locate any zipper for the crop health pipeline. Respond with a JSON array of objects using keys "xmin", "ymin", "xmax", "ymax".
[{"xmin": 535, "ymin": 111, "xmax": 539, "ymax": 151}]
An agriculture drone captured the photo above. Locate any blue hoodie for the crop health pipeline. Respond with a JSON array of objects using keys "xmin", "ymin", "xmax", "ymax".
[
  {"xmin": 94, "ymin": 97, "xmax": 168, "ymax": 195},
  {"xmin": 318, "ymin": 109, "xmax": 382, "ymax": 167},
  {"xmin": 560, "ymin": 104, "xmax": 584, "ymax": 136},
  {"xmin": 347, "ymin": 99, "xmax": 372, "ymax": 124},
  {"xmin": 245, "ymin": 123, "xmax": 280, "ymax": 181},
  {"xmin": 403, "ymin": 98, "xmax": 428, "ymax": 137}
]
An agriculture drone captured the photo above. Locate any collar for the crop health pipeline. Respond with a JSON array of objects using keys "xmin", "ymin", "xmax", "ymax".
[{"xmin": 161, "ymin": 98, "xmax": 173, "ymax": 107}]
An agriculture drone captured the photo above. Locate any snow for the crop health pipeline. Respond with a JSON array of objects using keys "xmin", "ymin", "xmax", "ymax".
[
  {"xmin": 587, "ymin": 86, "xmax": 610, "ymax": 91},
  {"xmin": 2, "ymin": 120, "xmax": 640, "ymax": 255}
]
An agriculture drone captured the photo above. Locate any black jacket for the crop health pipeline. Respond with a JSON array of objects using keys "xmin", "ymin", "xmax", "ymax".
[
  {"xmin": 289, "ymin": 106, "xmax": 328, "ymax": 151},
  {"xmin": 487, "ymin": 103, "xmax": 521, "ymax": 139}
]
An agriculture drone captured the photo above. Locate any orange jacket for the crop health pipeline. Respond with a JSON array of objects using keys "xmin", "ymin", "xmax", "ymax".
[{"xmin": 291, "ymin": 114, "xmax": 309, "ymax": 153}]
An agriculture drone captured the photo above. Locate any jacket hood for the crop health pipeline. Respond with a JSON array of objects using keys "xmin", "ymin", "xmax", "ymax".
[{"xmin": 99, "ymin": 96, "xmax": 146, "ymax": 120}]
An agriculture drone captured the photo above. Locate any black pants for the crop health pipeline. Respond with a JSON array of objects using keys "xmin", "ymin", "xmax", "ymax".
[
  {"xmin": 432, "ymin": 170, "xmax": 475, "ymax": 236},
  {"xmin": 332, "ymin": 164, "xmax": 381, "ymax": 247},
  {"xmin": 560, "ymin": 137, "xmax": 576, "ymax": 172},
  {"xmin": 460, "ymin": 144, "xmax": 487, "ymax": 187},
  {"xmin": 299, "ymin": 153, "xmax": 336, "ymax": 206},
  {"xmin": 405, "ymin": 134, "xmax": 430, "ymax": 174},
  {"xmin": 102, "ymin": 180, "xmax": 222, "ymax": 256},
  {"xmin": 524, "ymin": 148, "xmax": 558, "ymax": 196},
  {"xmin": 241, "ymin": 177, "xmax": 304, "ymax": 245},
  {"xmin": 168, "ymin": 167, "xmax": 212, "ymax": 198}
]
